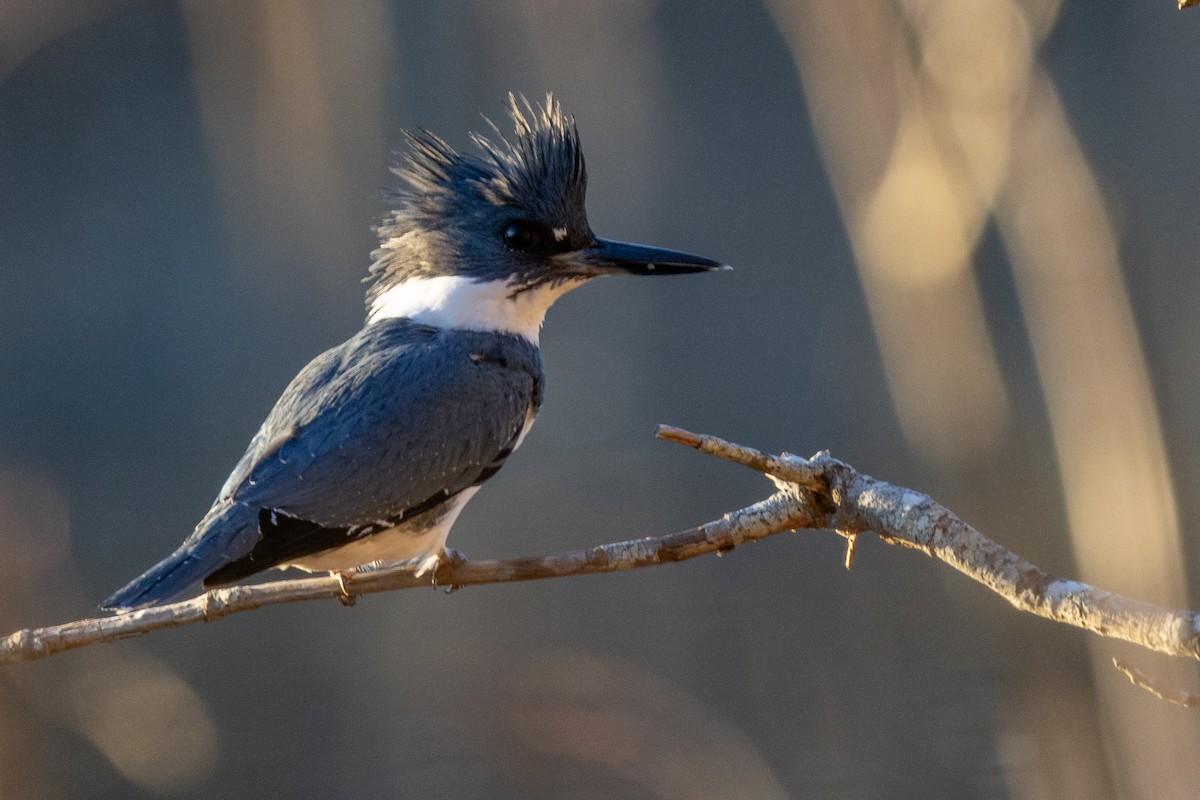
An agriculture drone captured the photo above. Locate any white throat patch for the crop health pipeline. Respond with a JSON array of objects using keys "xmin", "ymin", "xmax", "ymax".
[{"xmin": 367, "ymin": 275, "xmax": 585, "ymax": 343}]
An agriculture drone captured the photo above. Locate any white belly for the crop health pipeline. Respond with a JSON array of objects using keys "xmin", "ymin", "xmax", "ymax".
[{"xmin": 284, "ymin": 486, "xmax": 480, "ymax": 575}]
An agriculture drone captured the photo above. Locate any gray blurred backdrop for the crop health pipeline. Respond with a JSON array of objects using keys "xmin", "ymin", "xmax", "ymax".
[{"xmin": 3, "ymin": 1, "xmax": 1200, "ymax": 798}]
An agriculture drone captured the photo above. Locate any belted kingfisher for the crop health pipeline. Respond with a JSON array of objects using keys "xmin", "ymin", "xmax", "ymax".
[{"xmin": 102, "ymin": 95, "xmax": 723, "ymax": 611}]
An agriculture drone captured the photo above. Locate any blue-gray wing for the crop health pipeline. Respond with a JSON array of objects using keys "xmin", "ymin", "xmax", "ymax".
[{"xmin": 226, "ymin": 320, "xmax": 542, "ymax": 530}]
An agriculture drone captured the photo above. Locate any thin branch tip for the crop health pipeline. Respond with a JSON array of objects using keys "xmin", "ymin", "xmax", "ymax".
[
  {"xmin": 655, "ymin": 424, "xmax": 701, "ymax": 447},
  {"xmin": 1113, "ymin": 658, "xmax": 1200, "ymax": 707}
]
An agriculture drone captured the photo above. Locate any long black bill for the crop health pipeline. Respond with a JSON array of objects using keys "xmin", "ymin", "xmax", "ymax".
[{"xmin": 578, "ymin": 236, "xmax": 727, "ymax": 276}]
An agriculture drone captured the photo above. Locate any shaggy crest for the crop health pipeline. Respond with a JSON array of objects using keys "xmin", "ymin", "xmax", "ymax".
[{"xmin": 367, "ymin": 95, "xmax": 588, "ymax": 308}]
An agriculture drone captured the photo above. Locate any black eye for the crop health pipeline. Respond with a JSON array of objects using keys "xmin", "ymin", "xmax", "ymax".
[{"xmin": 503, "ymin": 222, "xmax": 545, "ymax": 251}]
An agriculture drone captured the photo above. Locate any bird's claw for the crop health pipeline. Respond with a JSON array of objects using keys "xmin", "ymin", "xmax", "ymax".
[
  {"xmin": 431, "ymin": 547, "xmax": 467, "ymax": 593},
  {"xmin": 335, "ymin": 569, "xmax": 358, "ymax": 606}
]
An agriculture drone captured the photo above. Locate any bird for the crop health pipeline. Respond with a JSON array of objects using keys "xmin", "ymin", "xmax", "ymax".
[{"xmin": 102, "ymin": 95, "xmax": 724, "ymax": 611}]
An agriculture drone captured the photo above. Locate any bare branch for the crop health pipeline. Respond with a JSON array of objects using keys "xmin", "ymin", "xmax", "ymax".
[
  {"xmin": 4, "ymin": 427, "xmax": 1199, "ymax": 675},
  {"xmin": 0, "ymin": 488, "xmax": 816, "ymax": 664}
]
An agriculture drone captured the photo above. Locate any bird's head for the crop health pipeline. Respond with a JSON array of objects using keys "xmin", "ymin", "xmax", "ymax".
[{"xmin": 366, "ymin": 95, "xmax": 724, "ymax": 339}]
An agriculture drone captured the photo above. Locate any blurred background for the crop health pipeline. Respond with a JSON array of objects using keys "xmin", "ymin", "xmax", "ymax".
[{"xmin": 2, "ymin": 0, "xmax": 1199, "ymax": 797}]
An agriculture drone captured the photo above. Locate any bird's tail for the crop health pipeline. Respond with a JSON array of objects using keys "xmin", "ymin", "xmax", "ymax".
[
  {"xmin": 101, "ymin": 504, "xmax": 258, "ymax": 611},
  {"xmin": 100, "ymin": 548, "xmax": 215, "ymax": 611}
]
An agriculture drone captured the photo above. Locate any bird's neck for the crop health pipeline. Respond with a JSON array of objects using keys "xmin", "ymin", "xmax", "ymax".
[{"xmin": 367, "ymin": 275, "xmax": 583, "ymax": 343}]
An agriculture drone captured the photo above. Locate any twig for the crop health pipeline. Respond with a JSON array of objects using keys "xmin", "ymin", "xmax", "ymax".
[
  {"xmin": 1113, "ymin": 658, "xmax": 1200, "ymax": 707},
  {"xmin": 4, "ymin": 426, "xmax": 1200, "ymax": 678},
  {"xmin": 655, "ymin": 424, "xmax": 824, "ymax": 489}
]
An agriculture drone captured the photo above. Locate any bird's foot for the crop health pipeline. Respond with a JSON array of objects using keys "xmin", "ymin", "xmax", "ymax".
[
  {"xmin": 334, "ymin": 568, "xmax": 358, "ymax": 606},
  {"xmin": 424, "ymin": 547, "xmax": 467, "ymax": 593}
]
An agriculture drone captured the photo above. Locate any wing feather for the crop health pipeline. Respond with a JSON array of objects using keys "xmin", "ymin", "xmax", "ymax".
[{"xmin": 206, "ymin": 320, "xmax": 541, "ymax": 570}]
